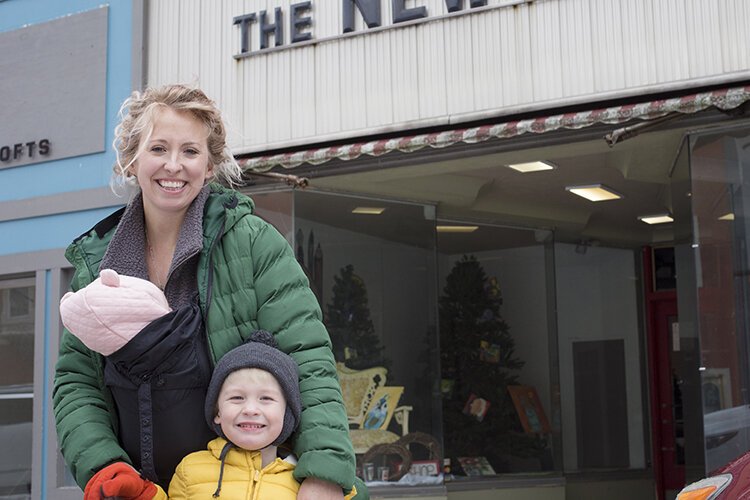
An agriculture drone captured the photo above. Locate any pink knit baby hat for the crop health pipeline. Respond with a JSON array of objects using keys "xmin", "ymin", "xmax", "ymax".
[{"xmin": 59, "ymin": 269, "xmax": 171, "ymax": 356}]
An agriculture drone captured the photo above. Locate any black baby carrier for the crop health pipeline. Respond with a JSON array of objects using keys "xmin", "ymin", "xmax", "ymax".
[{"xmin": 104, "ymin": 299, "xmax": 216, "ymax": 487}]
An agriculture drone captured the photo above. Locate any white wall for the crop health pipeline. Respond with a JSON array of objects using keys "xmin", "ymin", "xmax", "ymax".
[
  {"xmin": 147, "ymin": 0, "xmax": 750, "ymax": 152},
  {"xmin": 555, "ymin": 242, "xmax": 646, "ymax": 471}
]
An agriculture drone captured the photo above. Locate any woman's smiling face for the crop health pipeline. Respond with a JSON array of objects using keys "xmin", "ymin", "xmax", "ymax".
[{"xmin": 132, "ymin": 107, "xmax": 213, "ymax": 219}]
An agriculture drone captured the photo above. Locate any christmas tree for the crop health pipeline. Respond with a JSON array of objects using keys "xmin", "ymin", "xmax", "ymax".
[
  {"xmin": 439, "ymin": 255, "xmax": 544, "ymax": 472},
  {"xmin": 325, "ymin": 264, "xmax": 388, "ymax": 370}
]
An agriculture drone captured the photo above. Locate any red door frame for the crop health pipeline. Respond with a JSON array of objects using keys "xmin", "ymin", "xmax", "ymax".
[{"xmin": 643, "ymin": 247, "xmax": 682, "ymax": 499}]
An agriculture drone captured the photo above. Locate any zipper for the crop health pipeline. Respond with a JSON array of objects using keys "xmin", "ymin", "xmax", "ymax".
[
  {"xmin": 203, "ymin": 218, "xmax": 225, "ymax": 318},
  {"xmin": 202, "ymin": 194, "xmax": 235, "ymax": 366},
  {"xmin": 202, "ymin": 217, "xmax": 225, "ymax": 368},
  {"xmin": 251, "ymin": 469, "xmax": 261, "ymax": 500}
]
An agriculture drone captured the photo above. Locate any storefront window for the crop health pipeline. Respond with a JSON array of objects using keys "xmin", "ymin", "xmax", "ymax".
[
  {"xmin": 0, "ymin": 277, "xmax": 34, "ymax": 498},
  {"xmin": 254, "ymin": 188, "xmax": 444, "ymax": 486},
  {"xmin": 555, "ymin": 243, "xmax": 647, "ymax": 472},
  {"xmin": 689, "ymin": 127, "xmax": 750, "ymax": 474},
  {"xmin": 437, "ymin": 222, "xmax": 560, "ymax": 477}
]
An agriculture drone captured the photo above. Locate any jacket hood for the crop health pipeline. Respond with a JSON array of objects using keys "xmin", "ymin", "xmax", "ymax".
[{"xmin": 205, "ymin": 183, "xmax": 256, "ymax": 238}]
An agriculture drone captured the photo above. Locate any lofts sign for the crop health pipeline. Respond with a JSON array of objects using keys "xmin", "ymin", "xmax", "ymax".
[
  {"xmin": 0, "ymin": 7, "xmax": 107, "ymax": 169},
  {"xmin": 233, "ymin": 0, "xmax": 518, "ymax": 58}
]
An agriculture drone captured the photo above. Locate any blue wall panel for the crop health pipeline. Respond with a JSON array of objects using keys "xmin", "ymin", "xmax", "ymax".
[
  {"xmin": 0, "ymin": 207, "xmax": 124, "ymax": 254},
  {"xmin": 0, "ymin": 0, "xmax": 135, "ymax": 255}
]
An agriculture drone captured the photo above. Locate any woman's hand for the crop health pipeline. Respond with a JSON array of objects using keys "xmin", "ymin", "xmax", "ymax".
[
  {"xmin": 297, "ymin": 477, "xmax": 345, "ymax": 500},
  {"xmin": 84, "ymin": 462, "xmax": 157, "ymax": 500}
]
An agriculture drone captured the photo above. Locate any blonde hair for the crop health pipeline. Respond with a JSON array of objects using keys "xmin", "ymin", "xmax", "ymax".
[{"xmin": 111, "ymin": 84, "xmax": 243, "ymax": 193}]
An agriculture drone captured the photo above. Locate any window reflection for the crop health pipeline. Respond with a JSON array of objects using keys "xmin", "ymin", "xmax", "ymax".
[
  {"xmin": 556, "ymin": 244, "xmax": 646, "ymax": 472},
  {"xmin": 288, "ymin": 191, "xmax": 443, "ymax": 486},
  {"xmin": 690, "ymin": 129, "xmax": 750, "ymax": 474},
  {"xmin": 250, "ymin": 187, "xmax": 657, "ymax": 484},
  {"xmin": 437, "ymin": 224, "xmax": 557, "ymax": 477},
  {"xmin": 0, "ymin": 279, "xmax": 34, "ymax": 498}
]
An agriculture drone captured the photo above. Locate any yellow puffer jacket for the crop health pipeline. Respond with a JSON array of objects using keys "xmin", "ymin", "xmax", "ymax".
[
  {"xmin": 155, "ymin": 437, "xmax": 299, "ymax": 500},
  {"xmin": 152, "ymin": 437, "xmax": 359, "ymax": 499}
]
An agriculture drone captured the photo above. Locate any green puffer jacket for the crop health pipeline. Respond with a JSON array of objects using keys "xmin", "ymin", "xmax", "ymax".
[{"xmin": 53, "ymin": 184, "xmax": 359, "ymax": 496}]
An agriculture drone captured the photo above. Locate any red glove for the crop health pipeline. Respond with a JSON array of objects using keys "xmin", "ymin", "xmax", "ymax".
[{"xmin": 84, "ymin": 463, "xmax": 157, "ymax": 500}]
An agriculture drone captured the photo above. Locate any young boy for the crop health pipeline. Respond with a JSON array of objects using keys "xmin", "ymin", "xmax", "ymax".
[{"xmin": 167, "ymin": 329, "xmax": 305, "ymax": 498}]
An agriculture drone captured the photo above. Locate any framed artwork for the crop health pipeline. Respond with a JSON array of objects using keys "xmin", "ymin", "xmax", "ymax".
[
  {"xmin": 440, "ymin": 379, "xmax": 455, "ymax": 398},
  {"xmin": 457, "ymin": 456, "xmax": 496, "ymax": 476},
  {"xmin": 702, "ymin": 368, "xmax": 732, "ymax": 413},
  {"xmin": 362, "ymin": 386, "xmax": 404, "ymax": 430},
  {"xmin": 479, "ymin": 340, "xmax": 501, "ymax": 363},
  {"xmin": 508, "ymin": 385, "xmax": 551, "ymax": 434},
  {"xmin": 462, "ymin": 393, "xmax": 491, "ymax": 422}
]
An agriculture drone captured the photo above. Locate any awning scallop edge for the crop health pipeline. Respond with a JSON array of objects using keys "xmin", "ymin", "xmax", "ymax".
[{"xmin": 239, "ymin": 85, "xmax": 750, "ymax": 173}]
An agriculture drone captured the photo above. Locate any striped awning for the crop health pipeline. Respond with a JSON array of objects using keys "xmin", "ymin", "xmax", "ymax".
[{"xmin": 239, "ymin": 85, "xmax": 750, "ymax": 173}]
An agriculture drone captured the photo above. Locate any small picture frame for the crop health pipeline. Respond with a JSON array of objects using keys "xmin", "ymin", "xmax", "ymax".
[
  {"xmin": 362, "ymin": 386, "xmax": 404, "ymax": 430},
  {"xmin": 344, "ymin": 346, "xmax": 358, "ymax": 361},
  {"xmin": 457, "ymin": 456, "xmax": 496, "ymax": 476},
  {"xmin": 479, "ymin": 340, "xmax": 501, "ymax": 363},
  {"xmin": 394, "ymin": 459, "xmax": 441, "ymax": 477},
  {"xmin": 440, "ymin": 379, "xmax": 455, "ymax": 398},
  {"xmin": 508, "ymin": 385, "xmax": 551, "ymax": 434},
  {"xmin": 702, "ymin": 367, "xmax": 732, "ymax": 413},
  {"xmin": 462, "ymin": 393, "xmax": 490, "ymax": 422}
]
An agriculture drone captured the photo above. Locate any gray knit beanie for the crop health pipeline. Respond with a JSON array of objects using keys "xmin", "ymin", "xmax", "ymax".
[{"xmin": 205, "ymin": 330, "xmax": 301, "ymax": 446}]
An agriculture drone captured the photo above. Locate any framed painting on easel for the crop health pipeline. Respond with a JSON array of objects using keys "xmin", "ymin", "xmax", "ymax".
[{"xmin": 508, "ymin": 385, "xmax": 551, "ymax": 434}]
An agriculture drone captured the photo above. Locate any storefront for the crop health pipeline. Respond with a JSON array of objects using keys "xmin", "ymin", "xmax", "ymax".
[
  {"xmin": 3, "ymin": 1, "xmax": 750, "ymax": 499},
  {"xmin": 141, "ymin": 1, "xmax": 750, "ymax": 499},
  {"xmin": 231, "ymin": 93, "xmax": 750, "ymax": 500}
]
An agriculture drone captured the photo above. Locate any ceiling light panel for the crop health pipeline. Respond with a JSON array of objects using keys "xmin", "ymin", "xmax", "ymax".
[
  {"xmin": 638, "ymin": 214, "xmax": 674, "ymax": 225},
  {"xmin": 352, "ymin": 207, "xmax": 385, "ymax": 215},
  {"xmin": 506, "ymin": 161, "xmax": 556, "ymax": 173},
  {"xmin": 436, "ymin": 225, "xmax": 479, "ymax": 233},
  {"xmin": 566, "ymin": 184, "xmax": 623, "ymax": 202}
]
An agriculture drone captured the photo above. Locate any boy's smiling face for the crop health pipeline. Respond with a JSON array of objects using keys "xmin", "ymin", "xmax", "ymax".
[{"xmin": 214, "ymin": 368, "xmax": 286, "ymax": 453}]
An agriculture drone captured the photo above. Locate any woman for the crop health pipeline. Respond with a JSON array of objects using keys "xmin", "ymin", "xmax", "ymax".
[{"xmin": 53, "ymin": 84, "xmax": 362, "ymax": 500}]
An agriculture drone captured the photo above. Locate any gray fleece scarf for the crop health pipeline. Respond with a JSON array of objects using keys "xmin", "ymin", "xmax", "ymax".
[{"xmin": 100, "ymin": 186, "xmax": 210, "ymax": 308}]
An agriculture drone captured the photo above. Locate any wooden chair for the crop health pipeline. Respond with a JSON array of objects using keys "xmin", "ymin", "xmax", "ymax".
[{"xmin": 336, "ymin": 362, "xmax": 413, "ymax": 454}]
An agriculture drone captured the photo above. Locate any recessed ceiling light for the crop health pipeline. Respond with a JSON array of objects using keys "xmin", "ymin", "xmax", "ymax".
[
  {"xmin": 638, "ymin": 214, "xmax": 674, "ymax": 225},
  {"xmin": 436, "ymin": 225, "xmax": 479, "ymax": 233},
  {"xmin": 505, "ymin": 161, "xmax": 556, "ymax": 173},
  {"xmin": 352, "ymin": 207, "xmax": 385, "ymax": 215},
  {"xmin": 565, "ymin": 184, "xmax": 623, "ymax": 202},
  {"xmin": 718, "ymin": 213, "xmax": 735, "ymax": 221}
]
